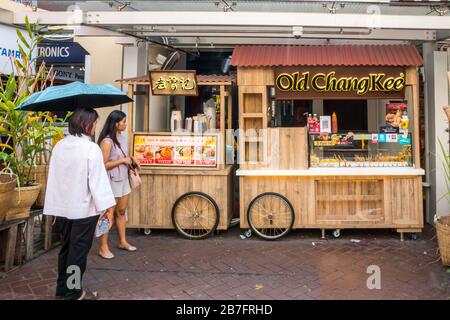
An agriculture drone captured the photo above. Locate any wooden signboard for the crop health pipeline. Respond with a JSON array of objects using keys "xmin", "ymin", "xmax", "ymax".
[
  {"xmin": 150, "ymin": 70, "xmax": 198, "ymax": 96},
  {"xmin": 275, "ymin": 66, "xmax": 406, "ymax": 100}
]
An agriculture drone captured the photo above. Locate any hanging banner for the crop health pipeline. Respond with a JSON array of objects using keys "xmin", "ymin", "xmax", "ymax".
[
  {"xmin": 150, "ymin": 70, "xmax": 198, "ymax": 96},
  {"xmin": 274, "ymin": 66, "xmax": 406, "ymax": 100}
]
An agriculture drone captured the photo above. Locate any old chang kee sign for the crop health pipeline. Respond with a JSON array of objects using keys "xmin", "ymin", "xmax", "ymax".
[{"xmin": 275, "ymin": 67, "xmax": 406, "ymax": 99}]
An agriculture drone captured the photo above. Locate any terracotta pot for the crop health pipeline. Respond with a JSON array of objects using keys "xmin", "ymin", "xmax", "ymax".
[
  {"xmin": 436, "ymin": 216, "xmax": 450, "ymax": 266},
  {"xmin": 30, "ymin": 165, "xmax": 49, "ymax": 208},
  {"xmin": 0, "ymin": 173, "xmax": 17, "ymax": 223},
  {"xmin": 5, "ymin": 184, "xmax": 42, "ymax": 221}
]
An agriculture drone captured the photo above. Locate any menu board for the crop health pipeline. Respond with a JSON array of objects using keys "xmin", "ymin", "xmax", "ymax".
[{"xmin": 133, "ymin": 135, "xmax": 217, "ymax": 167}]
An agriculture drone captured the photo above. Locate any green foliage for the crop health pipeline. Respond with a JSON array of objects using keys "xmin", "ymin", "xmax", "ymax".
[
  {"xmin": 0, "ymin": 18, "xmax": 66, "ymax": 187},
  {"xmin": 438, "ymin": 139, "xmax": 450, "ymax": 205}
]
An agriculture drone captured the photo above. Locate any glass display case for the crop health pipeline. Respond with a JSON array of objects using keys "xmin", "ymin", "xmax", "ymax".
[{"xmin": 309, "ymin": 132, "xmax": 413, "ymax": 168}]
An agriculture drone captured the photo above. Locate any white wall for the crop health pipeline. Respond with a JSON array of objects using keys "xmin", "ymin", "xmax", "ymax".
[
  {"xmin": 148, "ymin": 45, "xmax": 170, "ymax": 132},
  {"xmin": 75, "ymin": 36, "xmax": 124, "ymax": 140}
]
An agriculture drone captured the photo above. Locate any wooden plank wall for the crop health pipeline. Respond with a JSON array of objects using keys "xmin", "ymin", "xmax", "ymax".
[
  {"xmin": 240, "ymin": 175, "xmax": 423, "ymax": 231},
  {"xmin": 128, "ymin": 168, "xmax": 233, "ymax": 230},
  {"xmin": 238, "ymin": 68, "xmax": 274, "ymax": 169},
  {"xmin": 264, "ymin": 127, "xmax": 308, "ymax": 170}
]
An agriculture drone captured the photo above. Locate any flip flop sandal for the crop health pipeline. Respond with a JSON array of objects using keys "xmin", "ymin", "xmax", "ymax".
[
  {"xmin": 99, "ymin": 251, "xmax": 115, "ymax": 259},
  {"xmin": 78, "ymin": 288, "xmax": 99, "ymax": 300},
  {"xmin": 118, "ymin": 245, "xmax": 137, "ymax": 252}
]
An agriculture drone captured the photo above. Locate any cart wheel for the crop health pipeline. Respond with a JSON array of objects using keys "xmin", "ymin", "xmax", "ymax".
[
  {"xmin": 143, "ymin": 228, "xmax": 152, "ymax": 236},
  {"xmin": 171, "ymin": 191, "xmax": 220, "ymax": 240},
  {"xmin": 247, "ymin": 192, "xmax": 294, "ymax": 240},
  {"xmin": 332, "ymin": 229, "xmax": 341, "ymax": 238}
]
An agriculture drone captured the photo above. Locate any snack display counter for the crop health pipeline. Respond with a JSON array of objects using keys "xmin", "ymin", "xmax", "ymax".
[{"xmin": 232, "ymin": 44, "xmax": 425, "ymax": 241}]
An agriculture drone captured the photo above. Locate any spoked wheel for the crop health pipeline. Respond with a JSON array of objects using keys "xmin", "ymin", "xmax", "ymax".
[
  {"xmin": 247, "ymin": 192, "xmax": 295, "ymax": 240},
  {"xmin": 171, "ymin": 191, "xmax": 220, "ymax": 240}
]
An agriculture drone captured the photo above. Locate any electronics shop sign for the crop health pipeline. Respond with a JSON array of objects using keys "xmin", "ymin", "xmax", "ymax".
[
  {"xmin": 275, "ymin": 67, "xmax": 406, "ymax": 100},
  {"xmin": 37, "ymin": 42, "xmax": 89, "ymax": 64}
]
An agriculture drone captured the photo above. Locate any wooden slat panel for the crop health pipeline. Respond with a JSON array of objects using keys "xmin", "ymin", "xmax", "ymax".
[
  {"xmin": 314, "ymin": 179, "xmax": 384, "ymax": 224},
  {"xmin": 239, "ymin": 175, "xmax": 423, "ymax": 230},
  {"xmin": 127, "ymin": 170, "xmax": 233, "ymax": 230},
  {"xmin": 237, "ymin": 67, "xmax": 274, "ymax": 86},
  {"xmin": 264, "ymin": 128, "xmax": 308, "ymax": 170},
  {"xmin": 390, "ymin": 177, "xmax": 423, "ymax": 227}
]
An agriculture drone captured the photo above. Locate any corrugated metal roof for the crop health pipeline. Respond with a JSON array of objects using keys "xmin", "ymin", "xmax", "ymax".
[
  {"xmin": 116, "ymin": 75, "xmax": 148, "ymax": 84},
  {"xmin": 116, "ymin": 74, "xmax": 236, "ymax": 84},
  {"xmin": 230, "ymin": 45, "xmax": 423, "ymax": 67},
  {"xmin": 197, "ymin": 74, "xmax": 236, "ymax": 83}
]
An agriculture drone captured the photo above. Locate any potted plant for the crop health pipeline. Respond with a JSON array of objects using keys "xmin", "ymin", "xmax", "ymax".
[
  {"xmin": 435, "ymin": 107, "xmax": 450, "ymax": 266},
  {"xmin": 0, "ymin": 18, "xmax": 58, "ymax": 220},
  {"xmin": 0, "ymin": 168, "xmax": 17, "ymax": 223}
]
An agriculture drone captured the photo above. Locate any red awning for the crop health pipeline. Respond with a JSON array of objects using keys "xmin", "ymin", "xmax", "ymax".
[{"xmin": 230, "ymin": 45, "xmax": 423, "ymax": 67}]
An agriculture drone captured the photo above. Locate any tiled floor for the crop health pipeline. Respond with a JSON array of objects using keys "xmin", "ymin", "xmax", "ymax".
[{"xmin": 0, "ymin": 224, "xmax": 448, "ymax": 300}]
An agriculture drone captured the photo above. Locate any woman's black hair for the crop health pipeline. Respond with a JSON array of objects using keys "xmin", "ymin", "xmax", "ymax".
[
  {"xmin": 68, "ymin": 107, "xmax": 99, "ymax": 137},
  {"xmin": 98, "ymin": 110, "xmax": 127, "ymax": 147}
]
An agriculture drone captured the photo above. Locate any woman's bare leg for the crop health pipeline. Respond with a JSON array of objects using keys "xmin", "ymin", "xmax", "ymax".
[
  {"xmin": 99, "ymin": 205, "xmax": 115, "ymax": 256},
  {"xmin": 115, "ymin": 194, "xmax": 132, "ymax": 248}
]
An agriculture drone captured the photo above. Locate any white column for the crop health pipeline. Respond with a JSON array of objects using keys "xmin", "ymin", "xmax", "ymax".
[
  {"xmin": 123, "ymin": 43, "xmax": 148, "ymax": 132},
  {"xmin": 424, "ymin": 46, "xmax": 450, "ymax": 222},
  {"xmin": 84, "ymin": 54, "xmax": 91, "ymax": 84}
]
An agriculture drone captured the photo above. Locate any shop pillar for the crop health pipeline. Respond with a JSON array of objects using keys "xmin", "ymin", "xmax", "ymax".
[{"xmin": 423, "ymin": 45, "xmax": 450, "ymax": 223}]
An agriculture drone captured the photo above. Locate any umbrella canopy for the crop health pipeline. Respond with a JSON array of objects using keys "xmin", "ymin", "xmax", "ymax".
[{"xmin": 16, "ymin": 81, "xmax": 133, "ymax": 112}]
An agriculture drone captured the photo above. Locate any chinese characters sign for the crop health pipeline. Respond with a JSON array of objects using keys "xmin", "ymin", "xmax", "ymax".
[
  {"xmin": 275, "ymin": 67, "xmax": 406, "ymax": 100},
  {"xmin": 150, "ymin": 71, "xmax": 198, "ymax": 96},
  {"xmin": 133, "ymin": 134, "xmax": 217, "ymax": 167}
]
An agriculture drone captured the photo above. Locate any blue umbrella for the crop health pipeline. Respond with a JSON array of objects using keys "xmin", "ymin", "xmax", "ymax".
[{"xmin": 16, "ymin": 81, "xmax": 133, "ymax": 112}]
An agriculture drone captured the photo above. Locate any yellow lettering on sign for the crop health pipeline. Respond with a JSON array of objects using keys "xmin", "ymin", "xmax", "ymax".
[{"xmin": 275, "ymin": 70, "xmax": 405, "ymax": 95}]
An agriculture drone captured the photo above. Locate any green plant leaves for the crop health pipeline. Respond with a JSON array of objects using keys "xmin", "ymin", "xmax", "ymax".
[
  {"xmin": 0, "ymin": 143, "xmax": 13, "ymax": 151},
  {"xmin": 5, "ymin": 74, "xmax": 17, "ymax": 100},
  {"xmin": 25, "ymin": 16, "xmax": 33, "ymax": 39},
  {"xmin": 0, "ymin": 18, "xmax": 63, "ymax": 186},
  {"xmin": 16, "ymin": 29, "xmax": 30, "ymax": 49}
]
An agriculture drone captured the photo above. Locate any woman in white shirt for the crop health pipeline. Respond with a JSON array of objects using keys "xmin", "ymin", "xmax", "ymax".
[{"xmin": 44, "ymin": 107, "xmax": 116, "ymax": 300}]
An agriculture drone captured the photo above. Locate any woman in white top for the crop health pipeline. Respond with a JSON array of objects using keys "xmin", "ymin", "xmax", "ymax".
[{"xmin": 44, "ymin": 107, "xmax": 116, "ymax": 300}]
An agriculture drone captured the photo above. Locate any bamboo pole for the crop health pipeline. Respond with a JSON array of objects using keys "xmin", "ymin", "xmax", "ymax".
[
  {"xmin": 127, "ymin": 84, "xmax": 134, "ymax": 157},
  {"xmin": 144, "ymin": 85, "xmax": 150, "ymax": 132},
  {"xmin": 407, "ymin": 67, "xmax": 421, "ymax": 169}
]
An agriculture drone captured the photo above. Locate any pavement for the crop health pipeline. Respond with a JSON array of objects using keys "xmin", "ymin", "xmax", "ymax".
[{"xmin": 0, "ymin": 224, "xmax": 449, "ymax": 300}]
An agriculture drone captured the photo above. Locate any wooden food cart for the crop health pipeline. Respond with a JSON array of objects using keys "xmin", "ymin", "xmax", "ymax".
[
  {"xmin": 119, "ymin": 73, "xmax": 235, "ymax": 239},
  {"xmin": 232, "ymin": 45, "xmax": 425, "ymax": 241}
]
